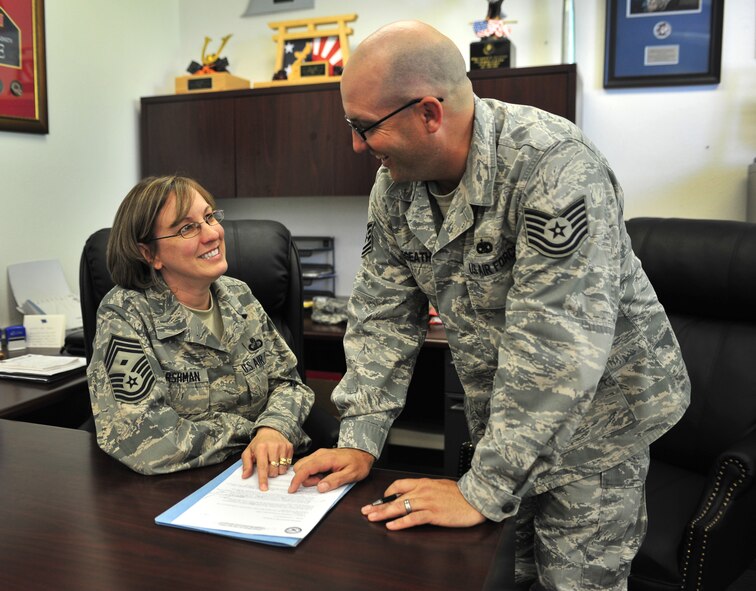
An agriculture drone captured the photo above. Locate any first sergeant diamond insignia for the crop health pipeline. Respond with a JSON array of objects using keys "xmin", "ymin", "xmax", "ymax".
[
  {"xmin": 104, "ymin": 335, "xmax": 156, "ymax": 404},
  {"xmin": 523, "ymin": 196, "xmax": 589, "ymax": 258}
]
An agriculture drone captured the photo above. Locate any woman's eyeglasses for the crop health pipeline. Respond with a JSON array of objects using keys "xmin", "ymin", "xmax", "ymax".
[{"xmin": 148, "ymin": 210, "xmax": 224, "ymax": 242}]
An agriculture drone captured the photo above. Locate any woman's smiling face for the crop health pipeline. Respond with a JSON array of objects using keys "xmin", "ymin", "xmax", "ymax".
[{"xmin": 146, "ymin": 188, "xmax": 228, "ymax": 301}]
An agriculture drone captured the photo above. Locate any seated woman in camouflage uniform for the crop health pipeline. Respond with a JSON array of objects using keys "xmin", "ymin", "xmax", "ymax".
[{"xmin": 87, "ymin": 175, "xmax": 313, "ymax": 489}]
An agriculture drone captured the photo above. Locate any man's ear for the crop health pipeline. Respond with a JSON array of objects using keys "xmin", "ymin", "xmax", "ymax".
[{"xmin": 419, "ymin": 97, "xmax": 444, "ymax": 133}]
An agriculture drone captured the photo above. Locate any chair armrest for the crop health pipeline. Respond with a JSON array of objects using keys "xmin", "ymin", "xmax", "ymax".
[
  {"xmin": 302, "ymin": 404, "xmax": 340, "ymax": 452},
  {"xmin": 713, "ymin": 428, "xmax": 756, "ymax": 482},
  {"xmin": 681, "ymin": 429, "xmax": 756, "ymax": 590}
]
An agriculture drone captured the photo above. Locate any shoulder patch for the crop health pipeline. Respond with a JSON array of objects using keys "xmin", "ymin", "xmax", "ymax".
[
  {"xmin": 104, "ymin": 335, "xmax": 156, "ymax": 404},
  {"xmin": 523, "ymin": 197, "xmax": 588, "ymax": 258},
  {"xmin": 361, "ymin": 220, "xmax": 374, "ymax": 258}
]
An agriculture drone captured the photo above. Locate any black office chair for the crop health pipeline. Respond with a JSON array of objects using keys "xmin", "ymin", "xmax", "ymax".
[
  {"xmin": 79, "ymin": 219, "xmax": 339, "ymax": 451},
  {"xmin": 626, "ymin": 217, "xmax": 756, "ymax": 591},
  {"xmin": 455, "ymin": 218, "xmax": 756, "ymax": 590}
]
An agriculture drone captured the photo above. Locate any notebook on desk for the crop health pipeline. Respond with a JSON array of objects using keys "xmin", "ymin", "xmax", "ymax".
[{"xmin": 0, "ymin": 354, "xmax": 86, "ymax": 383}]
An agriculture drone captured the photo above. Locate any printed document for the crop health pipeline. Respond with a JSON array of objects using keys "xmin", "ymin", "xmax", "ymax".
[{"xmin": 156, "ymin": 460, "xmax": 353, "ymax": 547}]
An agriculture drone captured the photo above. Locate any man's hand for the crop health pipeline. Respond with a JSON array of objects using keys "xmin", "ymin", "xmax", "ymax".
[
  {"xmin": 360, "ymin": 477, "xmax": 486, "ymax": 530},
  {"xmin": 288, "ymin": 447, "xmax": 374, "ymax": 493},
  {"xmin": 241, "ymin": 427, "xmax": 294, "ymax": 491}
]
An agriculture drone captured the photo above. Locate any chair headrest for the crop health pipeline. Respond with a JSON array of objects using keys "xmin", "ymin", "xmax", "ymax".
[
  {"xmin": 626, "ymin": 217, "xmax": 756, "ymax": 322},
  {"xmin": 223, "ymin": 219, "xmax": 292, "ymax": 316},
  {"xmin": 82, "ymin": 228, "xmax": 115, "ymax": 305}
]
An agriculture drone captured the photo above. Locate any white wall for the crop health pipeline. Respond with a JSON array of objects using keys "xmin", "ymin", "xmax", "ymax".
[
  {"xmin": 1, "ymin": 0, "xmax": 754, "ymax": 327},
  {"xmin": 0, "ymin": 0, "xmax": 180, "ymax": 327}
]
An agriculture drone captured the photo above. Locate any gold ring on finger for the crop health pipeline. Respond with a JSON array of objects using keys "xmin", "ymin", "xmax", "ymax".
[{"xmin": 270, "ymin": 460, "xmax": 279, "ymax": 467}]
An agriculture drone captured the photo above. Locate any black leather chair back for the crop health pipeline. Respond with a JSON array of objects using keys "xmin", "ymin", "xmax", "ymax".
[
  {"xmin": 80, "ymin": 219, "xmax": 304, "ymax": 380},
  {"xmin": 627, "ymin": 217, "xmax": 756, "ymax": 473},
  {"xmin": 626, "ymin": 217, "xmax": 756, "ymax": 591}
]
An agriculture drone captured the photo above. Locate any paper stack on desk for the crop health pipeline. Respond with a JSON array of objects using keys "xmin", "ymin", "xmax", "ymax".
[{"xmin": 0, "ymin": 354, "xmax": 86, "ymax": 383}]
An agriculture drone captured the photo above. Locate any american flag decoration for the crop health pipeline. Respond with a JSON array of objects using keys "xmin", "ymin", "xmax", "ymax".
[
  {"xmin": 472, "ymin": 19, "xmax": 513, "ymax": 39},
  {"xmin": 282, "ymin": 36, "xmax": 344, "ymax": 76},
  {"xmin": 255, "ymin": 14, "xmax": 356, "ymax": 88},
  {"xmin": 282, "ymin": 39, "xmax": 309, "ymax": 75}
]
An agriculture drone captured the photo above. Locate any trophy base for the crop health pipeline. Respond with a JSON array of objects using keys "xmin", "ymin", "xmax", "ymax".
[
  {"xmin": 470, "ymin": 39, "xmax": 516, "ymax": 70},
  {"xmin": 175, "ymin": 73, "xmax": 250, "ymax": 94}
]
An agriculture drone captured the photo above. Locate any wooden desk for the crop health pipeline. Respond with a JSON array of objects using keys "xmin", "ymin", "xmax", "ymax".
[
  {"xmin": 0, "ymin": 420, "xmax": 514, "ymax": 590},
  {"xmin": 0, "ymin": 349, "xmax": 89, "ymax": 426},
  {"xmin": 304, "ymin": 316, "xmax": 450, "ymax": 348}
]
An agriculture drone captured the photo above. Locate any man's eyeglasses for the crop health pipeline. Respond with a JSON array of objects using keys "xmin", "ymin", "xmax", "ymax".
[
  {"xmin": 345, "ymin": 97, "xmax": 444, "ymax": 142},
  {"xmin": 148, "ymin": 210, "xmax": 224, "ymax": 242}
]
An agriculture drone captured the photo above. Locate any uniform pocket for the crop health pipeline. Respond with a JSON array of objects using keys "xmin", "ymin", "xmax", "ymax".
[
  {"xmin": 465, "ymin": 277, "xmax": 510, "ymax": 343},
  {"xmin": 563, "ymin": 377, "xmax": 637, "ymax": 454},
  {"xmin": 166, "ymin": 370, "xmax": 210, "ymax": 417}
]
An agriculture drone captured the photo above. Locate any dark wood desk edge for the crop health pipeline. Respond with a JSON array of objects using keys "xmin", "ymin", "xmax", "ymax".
[
  {"xmin": 304, "ymin": 317, "xmax": 449, "ymax": 348},
  {"xmin": 0, "ymin": 373, "xmax": 88, "ymax": 418}
]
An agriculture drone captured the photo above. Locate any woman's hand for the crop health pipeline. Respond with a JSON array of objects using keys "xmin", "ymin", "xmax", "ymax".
[{"xmin": 240, "ymin": 427, "xmax": 294, "ymax": 491}]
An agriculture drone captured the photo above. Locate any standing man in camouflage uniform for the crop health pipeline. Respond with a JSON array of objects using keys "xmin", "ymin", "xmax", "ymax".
[
  {"xmin": 88, "ymin": 176, "xmax": 313, "ymax": 489},
  {"xmin": 289, "ymin": 21, "xmax": 690, "ymax": 589}
]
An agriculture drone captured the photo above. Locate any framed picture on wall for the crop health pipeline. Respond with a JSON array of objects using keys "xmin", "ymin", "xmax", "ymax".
[
  {"xmin": 0, "ymin": 0, "xmax": 48, "ymax": 134},
  {"xmin": 604, "ymin": 0, "xmax": 724, "ymax": 88}
]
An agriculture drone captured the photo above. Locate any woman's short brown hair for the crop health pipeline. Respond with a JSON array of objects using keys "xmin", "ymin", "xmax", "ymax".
[{"xmin": 107, "ymin": 176, "xmax": 216, "ymax": 290}]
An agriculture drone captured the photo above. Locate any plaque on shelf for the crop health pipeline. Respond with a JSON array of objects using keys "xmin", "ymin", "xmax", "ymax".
[
  {"xmin": 469, "ymin": 1, "xmax": 517, "ymax": 70},
  {"xmin": 470, "ymin": 38, "xmax": 516, "ymax": 70},
  {"xmin": 176, "ymin": 34, "xmax": 250, "ymax": 94},
  {"xmin": 175, "ymin": 72, "xmax": 250, "ymax": 94},
  {"xmin": 253, "ymin": 14, "xmax": 357, "ymax": 88}
]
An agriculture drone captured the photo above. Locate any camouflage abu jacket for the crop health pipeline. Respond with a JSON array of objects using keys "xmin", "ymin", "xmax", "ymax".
[
  {"xmin": 334, "ymin": 96, "xmax": 690, "ymax": 522},
  {"xmin": 87, "ymin": 275, "xmax": 313, "ymax": 475}
]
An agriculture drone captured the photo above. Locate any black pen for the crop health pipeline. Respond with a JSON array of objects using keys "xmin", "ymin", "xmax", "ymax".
[{"xmin": 370, "ymin": 492, "xmax": 401, "ymax": 506}]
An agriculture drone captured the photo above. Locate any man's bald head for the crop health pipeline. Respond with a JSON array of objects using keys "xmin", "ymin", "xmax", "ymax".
[{"xmin": 343, "ymin": 21, "xmax": 472, "ymax": 110}]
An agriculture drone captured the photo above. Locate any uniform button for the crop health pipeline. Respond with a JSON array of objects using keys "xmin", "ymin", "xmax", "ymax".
[{"xmin": 502, "ymin": 502, "xmax": 515, "ymax": 513}]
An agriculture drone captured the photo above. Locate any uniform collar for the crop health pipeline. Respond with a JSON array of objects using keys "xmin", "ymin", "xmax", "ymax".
[{"xmin": 147, "ymin": 276, "xmax": 247, "ymax": 346}]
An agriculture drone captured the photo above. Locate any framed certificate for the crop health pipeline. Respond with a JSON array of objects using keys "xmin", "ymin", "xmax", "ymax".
[
  {"xmin": 0, "ymin": 0, "xmax": 48, "ymax": 133},
  {"xmin": 604, "ymin": 0, "xmax": 724, "ymax": 88}
]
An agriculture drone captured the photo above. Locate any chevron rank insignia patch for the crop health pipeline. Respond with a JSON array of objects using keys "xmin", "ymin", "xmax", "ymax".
[
  {"xmin": 104, "ymin": 335, "xmax": 156, "ymax": 403},
  {"xmin": 361, "ymin": 221, "xmax": 374, "ymax": 257},
  {"xmin": 523, "ymin": 197, "xmax": 589, "ymax": 258}
]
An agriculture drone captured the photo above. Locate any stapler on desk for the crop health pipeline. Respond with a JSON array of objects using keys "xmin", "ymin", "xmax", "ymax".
[{"xmin": 63, "ymin": 329, "xmax": 86, "ymax": 357}]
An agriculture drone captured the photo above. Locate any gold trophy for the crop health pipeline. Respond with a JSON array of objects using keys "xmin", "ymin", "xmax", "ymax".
[{"xmin": 175, "ymin": 35, "xmax": 250, "ymax": 94}]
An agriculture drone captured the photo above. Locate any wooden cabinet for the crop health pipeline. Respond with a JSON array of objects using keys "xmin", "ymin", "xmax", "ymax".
[
  {"xmin": 140, "ymin": 64, "xmax": 577, "ymax": 198},
  {"xmin": 234, "ymin": 84, "xmax": 378, "ymax": 197},
  {"xmin": 140, "ymin": 94, "xmax": 238, "ymax": 198},
  {"xmin": 469, "ymin": 64, "xmax": 576, "ymax": 123}
]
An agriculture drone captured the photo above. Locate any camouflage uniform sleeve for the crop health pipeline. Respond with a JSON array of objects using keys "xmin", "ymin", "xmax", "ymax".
[
  {"xmin": 87, "ymin": 303, "xmax": 257, "ymax": 475},
  {"xmin": 334, "ymin": 188, "xmax": 429, "ymax": 458},
  {"xmin": 251, "ymin": 304, "xmax": 314, "ymax": 451},
  {"xmin": 458, "ymin": 139, "xmax": 624, "ymax": 521}
]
